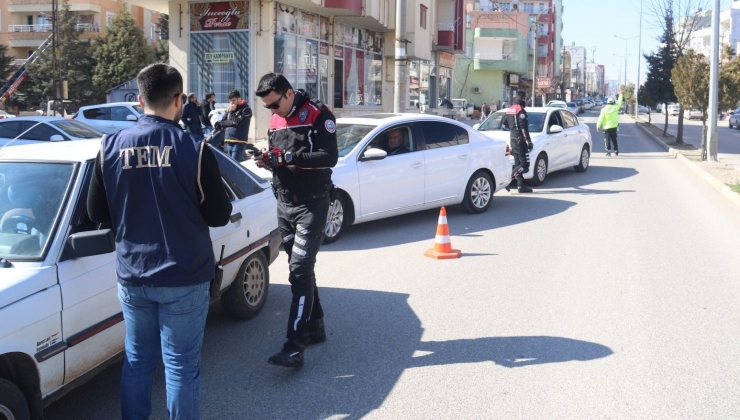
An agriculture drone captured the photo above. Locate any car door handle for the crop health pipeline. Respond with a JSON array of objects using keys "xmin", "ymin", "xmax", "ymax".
[
  {"xmin": 458, "ymin": 154, "xmax": 469, "ymax": 159},
  {"xmin": 411, "ymin": 162, "xmax": 422, "ymax": 168},
  {"xmin": 230, "ymin": 212, "xmax": 242, "ymax": 223}
]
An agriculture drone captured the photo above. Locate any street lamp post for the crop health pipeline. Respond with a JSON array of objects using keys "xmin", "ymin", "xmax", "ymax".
[
  {"xmin": 615, "ymin": 34, "xmax": 638, "ymax": 111},
  {"xmin": 635, "ymin": 0, "xmax": 643, "ymax": 118}
]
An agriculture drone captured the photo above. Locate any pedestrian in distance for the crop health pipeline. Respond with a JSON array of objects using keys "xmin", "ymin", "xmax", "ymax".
[
  {"xmin": 253, "ymin": 73, "xmax": 338, "ymax": 369},
  {"xmin": 596, "ymin": 88, "xmax": 624, "ymax": 156},
  {"xmin": 504, "ymin": 99, "xmax": 534, "ymax": 193},
  {"xmin": 480, "ymin": 103, "xmax": 488, "ymax": 121},
  {"xmin": 182, "ymin": 93, "xmax": 203, "ymax": 136},
  {"xmin": 201, "ymin": 92, "xmax": 215, "ymax": 136},
  {"xmin": 87, "ymin": 63, "xmax": 232, "ymax": 420},
  {"xmin": 215, "ymin": 89, "xmax": 253, "ymax": 162}
]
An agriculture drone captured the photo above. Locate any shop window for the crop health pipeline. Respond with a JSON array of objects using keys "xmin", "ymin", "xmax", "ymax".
[
  {"xmin": 189, "ymin": 31, "xmax": 250, "ymax": 106},
  {"xmin": 420, "ymin": 5, "xmax": 427, "ymax": 29}
]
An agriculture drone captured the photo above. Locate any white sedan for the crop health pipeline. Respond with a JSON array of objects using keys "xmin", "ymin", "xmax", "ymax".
[
  {"xmin": 0, "ymin": 140, "xmax": 279, "ymax": 417},
  {"xmin": 0, "ymin": 117, "xmax": 103, "ymax": 148},
  {"xmin": 244, "ymin": 114, "xmax": 511, "ymax": 243},
  {"xmin": 474, "ymin": 107, "xmax": 592, "ymax": 186}
]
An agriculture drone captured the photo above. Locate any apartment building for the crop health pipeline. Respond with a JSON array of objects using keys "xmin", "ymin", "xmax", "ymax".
[
  {"xmin": 565, "ymin": 43, "xmax": 586, "ymax": 99},
  {"xmin": 119, "ymin": 0, "xmax": 465, "ymax": 140},
  {"xmin": 685, "ymin": 2, "xmax": 740, "ymax": 58},
  {"xmin": 454, "ymin": 0, "xmax": 563, "ymax": 108},
  {"xmin": 0, "ymin": 0, "xmax": 160, "ymax": 60}
]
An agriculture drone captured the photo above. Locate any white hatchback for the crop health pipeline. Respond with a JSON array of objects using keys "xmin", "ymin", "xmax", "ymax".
[
  {"xmin": 474, "ymin": 107, "xmax": 592, "ymax": 186},
  {"xmin": 0, "ymin": 140, "xmax": 279, "ymax": 417}
]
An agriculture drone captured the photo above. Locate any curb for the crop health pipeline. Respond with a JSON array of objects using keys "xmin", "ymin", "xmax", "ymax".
[{"xmin": 633, "ymin": 121, "xmax": 740, "ymax": 209}]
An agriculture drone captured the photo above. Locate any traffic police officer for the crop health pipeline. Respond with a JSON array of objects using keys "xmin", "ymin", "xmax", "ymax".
[
  {"xmin": 254, "ymin": 73, "xmax": 338, "ymax": 368},
  {"xmin": 505, "ymin": 99, "xmax": 534, "ymax": 193}
]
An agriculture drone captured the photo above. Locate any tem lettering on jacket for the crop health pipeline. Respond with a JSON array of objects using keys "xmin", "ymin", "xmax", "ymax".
[{"xmin": 119, "ymin": 146, "xmax": 174, "ymax": 169}]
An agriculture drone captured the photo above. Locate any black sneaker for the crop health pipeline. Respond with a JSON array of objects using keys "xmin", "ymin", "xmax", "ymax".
[
  {"xmin": 606, "ymin": 151, "xmax": 611, "ymax": 156},
  {"xmin": 517, "ymin": 186, "xmax": 533, "ymax": 193},
  {"xmin": 615, "ymin": 150, "xmax": 619, "ymax": 156},
  {"xmin": 305, "ymin": 319, "xmax": 326, "ymax": 346},
  {"xmin": 268, "ymin": 343, "xmax": 304, "ymax": 368}
]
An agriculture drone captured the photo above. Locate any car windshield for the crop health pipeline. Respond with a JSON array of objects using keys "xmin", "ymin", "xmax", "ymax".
[
  {"xmin": 50, "ymin": 120, "xmax": 103, "ymax": 138},
  {"xmin": 0, "ymin": 162, "xmax": 75, "ymax": 260},
  {"xmin": 478, "ymin": 111, "xmax": 546, "ymax": 133},
  {"xmin": 336, "ymin": 124, "xmax": 376, "ymax": 157},
  {"xmin": 132, "ymin": 105, "xmax": 144, "ymax": 115}
]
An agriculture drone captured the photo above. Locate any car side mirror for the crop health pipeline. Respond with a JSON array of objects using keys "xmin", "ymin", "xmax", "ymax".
[
  {"xmin": 126, "ymin": 114, "xmax": 138, "ymax": 121},
  {"xmin": 549, "ymin": 125, "xmax": 564, "ymax": 134},
  {"xmin": 62, "ymin": 229, "xmax": 115, "ymax": 260},
  {"xmin": 473, "ymin": 123, "xmax": 481, "ymax": 130},
  {"xmin": 50, "ymin": 134, "xmax": 65, "ymax": 142},
  {"xmin": 360, "ymin": 147, "xmax": 388, "ymax": 161}
]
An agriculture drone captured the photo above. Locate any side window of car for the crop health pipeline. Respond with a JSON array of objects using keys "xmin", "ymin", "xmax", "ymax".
[
  {"xmin": 418, "ymin": 121, "xmax": 464, "ymax": 149},
  {"xmin": 110, "ymin": 106, "xmax": 134, "ymax": 121},
  {"xmin": 559, "ymin": 111, "xmax": 578, "ymax": 128},
  {"xmin": 547, "ymin": 112, "xmax": 562, "ymax": 131},
  {"xmin": 210, "ymin": 144, "xmax": 264, "ymax": 200},
  {"xmin": 82, "ymin": 108, "xmax": 106, "ymax": 120},
  {"xmin": 22, "ymin": 124, "xmax": 66, "ymax": 141},
  {"xmin": 363, "ymin": 125, "xmax": 414, "ymax": 155},
  {"xmin": 0, "ymin": 121, "xmax": 25, "ymax": 138}
]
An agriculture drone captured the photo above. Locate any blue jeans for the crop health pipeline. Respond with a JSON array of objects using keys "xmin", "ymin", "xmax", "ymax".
[
  {"xmin": 118, "ymin": 282, "xmax": 210, "ymax": 420},
  {"xmin": 227, "ymin": 142, "xmax": 247, "ymax": 162}
]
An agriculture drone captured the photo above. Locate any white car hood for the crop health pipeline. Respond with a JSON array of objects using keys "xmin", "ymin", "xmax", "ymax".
[{"xmin": 0, "ymin": 265, "xmax": 57, "ymax": 309}]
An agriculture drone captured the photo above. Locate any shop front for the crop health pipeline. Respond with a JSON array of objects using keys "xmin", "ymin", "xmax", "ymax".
[{"xmin": 332, "ymin": 20, "xmax": 384, "ymax": 110}]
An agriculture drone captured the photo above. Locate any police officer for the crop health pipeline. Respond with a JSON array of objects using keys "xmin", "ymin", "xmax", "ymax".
[
  {"xmin": 87, "ymin": 63, "xmax": 232, "ymax": 419},
  {"xmin": 253, "ymin": 73, "xmax": 338, "ymax": 368},
  {"xmin": 505, "ymin": 99, "xmax": 534, "ymax": 193}
]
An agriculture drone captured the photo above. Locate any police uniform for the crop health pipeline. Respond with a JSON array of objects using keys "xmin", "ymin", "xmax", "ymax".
[
  {"xmin": 267, "ymin": 89, "xmax": 338, "ymax": 358},
  {"xmin": 505, "ymin": 103, "xmax": 534, "ymax": 190}
]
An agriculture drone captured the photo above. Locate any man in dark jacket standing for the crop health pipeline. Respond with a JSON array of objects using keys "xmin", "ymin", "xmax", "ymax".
[
  {"xmin": 182, "ymin": 92, "xmax": 203, "ymax": 136},
  {"xmin": 254, "ymin": 73, "xmax": 338, "ymax": 368},
  {"xmin": 87, "ymin": 63, "xmax": 232, "ymax": 420},
  {"xmin": 504, "ymin": 99, "xmax": 534, "ymax": 193},
  {"xmin": 200, "ymin": 92, "xmax": 215, "ymax": 136},
  {"xmin": 215, "ymin": 89, "xmax": 252, "ymax": 161}
]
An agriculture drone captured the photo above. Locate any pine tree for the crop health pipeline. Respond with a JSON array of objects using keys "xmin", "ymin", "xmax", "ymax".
[
  {"xmin": 643, "ymin": 11, "xmax": 678, "ymax": 138},
  {"xmin": 24, "ymin": 0, "xmax": 98, "ymax": 108},
  {"xmin": 154, "ymin": 14, "xmax": 169, "ymax": 64},
  {"xmin": 672, "ymin": 49, "xmax": 710, "ymax": 156},
  {"xmin": 0, "ymin": 44, "xmax": 14, "ymax": 85},
  {"xmin": 93, "ymin": 4, "xmax": 155, "ymax": 94}
]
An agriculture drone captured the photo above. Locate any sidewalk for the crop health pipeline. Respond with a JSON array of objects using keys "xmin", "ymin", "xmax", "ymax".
[{"xmin": 631, "ymin": 115, "xmax": 740, "ymax": 210}]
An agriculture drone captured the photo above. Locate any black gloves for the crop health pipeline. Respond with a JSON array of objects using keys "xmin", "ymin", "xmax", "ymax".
[
  {"xmin": 214, "ymin": 121, "xmax": 223, "ymax": 131},
  {"xmin": 259, "ymin": 146, "xmax": 285, "ymax": 169}
]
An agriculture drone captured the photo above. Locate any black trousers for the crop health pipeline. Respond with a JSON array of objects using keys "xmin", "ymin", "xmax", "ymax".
[
  {"xmin": 277, "ymin": 196, "xmax": 330, "ymax": 345},
  {"xmin": 510, "ymin": 138, "xmax": 530, "ymax": 187},
  {"xmin": 604, "ymin": 127, "xmax": 618, "ymax": 152}
]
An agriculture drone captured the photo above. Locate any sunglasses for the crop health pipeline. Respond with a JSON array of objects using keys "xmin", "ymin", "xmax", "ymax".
[{"xmin": 264, "ymin": 92, "xmax": 287, "ymax": 110}]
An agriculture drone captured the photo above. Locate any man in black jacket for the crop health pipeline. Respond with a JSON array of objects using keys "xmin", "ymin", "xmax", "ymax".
[
  {"xmin": 87, "ymin": 63, "xmax": 232, "ymax": 419},
  {"xmin": 200, "ymin": 92, "xmax": 215, "ymax": 135},
  {"xmin": 215, "ymin": 89, "xmax": 252, "ymax": 161},
  {"xmin": 182, "ymin": 92, "xmax": 203, "ymax": 136},
  {"xmin": 254, "ymin": 73, "xmax": 338, "ymax": 368}
]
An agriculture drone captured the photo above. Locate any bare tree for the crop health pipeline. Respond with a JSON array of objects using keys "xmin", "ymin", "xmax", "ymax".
[{"xmin": 646, "ymin": 0, "xmax": 709, "ymax": 144}]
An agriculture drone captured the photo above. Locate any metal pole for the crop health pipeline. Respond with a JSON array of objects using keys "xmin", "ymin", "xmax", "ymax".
[
  {"xmin": 393, "ymin": 0, "xmax": 407, "ymax": 113},
  {"xmin": 635, "ymin": 0, "xmax": 642, "ymax": 118},
  {"xmin": 532, "ymin": 20, "xmax": 537, "ymax": 105},
  {"xmin": 707, "ymin": 0, "xmax": 720, "ymax": 161}
]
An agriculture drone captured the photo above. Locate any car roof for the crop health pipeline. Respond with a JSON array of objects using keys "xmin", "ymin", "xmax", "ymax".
[
  {"xmin": 0, "ymin": 139, "xmax": 100, "ymax": 162},
  {"xmin": 79, "ymin": 102, "xmax": 140, "ymax": 109},
  {"xmin": 0, "ymin": 116, "xmax": 67, "ymax": 122},
  {"xmin": 337, "ymin": 113, "xmax": 472, "ymax": 126}
]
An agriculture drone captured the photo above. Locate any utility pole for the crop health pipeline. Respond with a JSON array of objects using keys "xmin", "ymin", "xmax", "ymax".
[
  {"xmin": 51, "ymin": 0, "xmax": 60, "ymax": 116},
  {"xmin": 635, "ymin": 0, "xmax": 643, "ymax": 118},
  {"xmin": 707, "ymin": 0, "xmax": 720, "ymax": 161},
  {"xmin": 393, "ymin": 0, "xmax": 407, "ymax": 113}
]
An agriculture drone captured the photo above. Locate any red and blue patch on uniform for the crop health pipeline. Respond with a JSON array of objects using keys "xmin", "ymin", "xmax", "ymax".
[{"xmin": 325, "ymin": 120, "xmax": 336, "ymax": 133}]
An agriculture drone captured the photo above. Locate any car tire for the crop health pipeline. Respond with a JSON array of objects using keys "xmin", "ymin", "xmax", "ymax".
[
  {"xmin": 323, "ymin": 192, "xmax": 347, "ymax": 244},
  {"xmin": 220, "ymin": 251, "xmax": 269, "ymax": 320},
  {"xmin": 528, "ymin": 153, "xmax": 548, "ymax": 186},
  {"xmin": 461, "ymin": 171, "xmax": 493, "ymax": 214},
  {"xmin": 0, "ymin": 378, "xmax": 30, "ymax": 420},
  {"xmin": 574, "ymin": 144, "xmax": 590, "ymax": 173}
]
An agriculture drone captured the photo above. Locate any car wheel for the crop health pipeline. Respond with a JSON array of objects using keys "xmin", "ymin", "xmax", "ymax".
[
  {"xmin": 574, "ymin": 144, "xmax": 590, "ymax": 173},
  {"xmin": 220, "ymin": 251, "xmax": 269, "ymax": 320},
  {"xmin": 528, "ymin": 153, "xmax": 548, "ymax": 186},
  {"xmin": 461, "ymin": 171, "xmax": 493, "ymax": 214},
  {"xmin": 0, "ymin": 378, "xmax": 29, "ymax": 420},
  {"xmin": 323, "ymin": 193, "xmax": 347, "ymax": 244}
]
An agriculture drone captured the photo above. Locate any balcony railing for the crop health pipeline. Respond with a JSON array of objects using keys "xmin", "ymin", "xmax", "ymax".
[{"xmin": 8, "ymin": 23, "xmax": 100, "ymax": 32}]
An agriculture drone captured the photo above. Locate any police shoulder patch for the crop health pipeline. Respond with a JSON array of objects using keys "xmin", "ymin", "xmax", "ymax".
[
  {"xmin": 299, "ymin": 108, "xmax": 309, "ymax": 123},
  {"xmin": 519, "ymin": 113, "xmax": 526, "ymax": 119},
  {"xmin": 325, "ymin": 119, "xmax": 336, "ymax": 133}
]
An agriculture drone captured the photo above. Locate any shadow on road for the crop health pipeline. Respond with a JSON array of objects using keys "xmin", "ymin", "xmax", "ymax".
[{"xmin": 45, "ymin": 286, "xmax": 614, "ymax": 419}]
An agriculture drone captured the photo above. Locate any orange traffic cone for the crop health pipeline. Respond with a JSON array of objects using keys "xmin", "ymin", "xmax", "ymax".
[{"xmin": 424, "ymin": 206, "xmax": 462, "ymax": 259}]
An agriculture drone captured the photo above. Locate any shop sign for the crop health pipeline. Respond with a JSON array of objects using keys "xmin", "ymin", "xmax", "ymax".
[
  {"xmin": 320, "ymin": 42, "xmax": 329, "ymax": 56},
  {"xmin": 439, "ymin": 52, "xmax": 456, "ymax": 69},
  {"xmin": 334, "ymin": 46, "xmax": 344, "ymax": 58},
  {"xmin": 509, "ymin": 74, "xmax": 519, "ymax": 86},
  {"xmin": 191, "ymin": 1, "xmax": 248, "ymax": 31},
  {"xmin": 537, "ymin": 77, "xmax": 550, "ymax": 89},
  {"xmin": 204, "ymin": 52, "xmax": 235, "ymax": 63},
  {"xmin": 298, "ymin": 10, "xmax": 317, "ymax": 38}
]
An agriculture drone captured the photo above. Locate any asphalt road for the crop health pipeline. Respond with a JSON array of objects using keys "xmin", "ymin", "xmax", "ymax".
[{"xmin": 45, "ymin": 114, "xmax": 740, "ymax": 419}]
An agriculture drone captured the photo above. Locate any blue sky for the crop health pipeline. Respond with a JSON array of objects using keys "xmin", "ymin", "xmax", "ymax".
[{"xmin": 561, "ymin": 0, "xmax": 735, "ymax": 85}]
